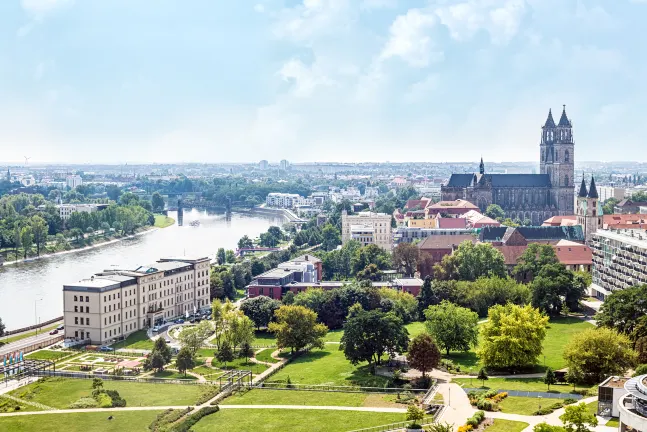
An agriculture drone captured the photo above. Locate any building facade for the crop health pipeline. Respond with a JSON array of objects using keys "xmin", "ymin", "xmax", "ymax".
[
  {"xmin": 57, "ymin": 203, "xmax": 107, "ymax": 221},
  {"xmin": 618, "ymin": 374, "xmax": 647, "ymax": 432},
  {"xmin": 341, "ymin": 210, "xmax": 392, "ymax": 250},
  {"xmin": 441, "ymin": 107, "xmax": 575, "ymax": 224},
  {"xmin": 66, "ymin": 175, "xmax": 83, "ymax": 189},
  {"xmin": 63, "ymin": 257, "xmax": 210, "ymax": 345},
  {"xmin": 576, "ymin": 178, "xmax": 603, "ymax": 244},
  {"xmin": 590, "ymin": 229, "xmax": 647, "ymax": 300}
]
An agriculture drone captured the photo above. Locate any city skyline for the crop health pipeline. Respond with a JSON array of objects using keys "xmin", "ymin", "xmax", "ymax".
[{"xmin": 2, "ymin": 1, "xmax": 646, "ymax": 163}]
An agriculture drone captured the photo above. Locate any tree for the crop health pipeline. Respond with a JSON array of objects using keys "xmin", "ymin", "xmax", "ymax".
[
  {"xmin": 351, "ymin": 243, "xmax": 390, "ymax": 275},
  {"xmin": 597, "ymin": 284, "xmax": 647, "ymax": 335},
  {"xmin": 513, "ymin": 243, "xmax": 559, "ymax": 280},
  {"xmin": 356, "ymin": 264, "xmax": 383, "ymax": 281},
  {"xmin": 563, "ymin": 327, "xmax": 636, "ymax": 383},
  {"xmin": 228, "ymin": 314, "xmax": 255, "ymax": 350},
  {"xmin": 424, "ymin": 301, "xmax": 479, "ymax": 355},
  {"xmin": 531, "ymin": 264, "xmax": 575, "ymax": 316},
  {"xmin": 151, "ymin": 192, "xmax": 165, "ymax": 212},
  {"xmin": 20, "ymin": 225, "xmax": 33, "ymax": 259},
  {"xmin": 269, "ymin": 305, "xmax": 328, "ymax": 354},
  {"xmin": 12, "ymin": 222, "xmax": 22, "ymax": 261},
  {"xmin": 153, "ymin": 337, "xmax": 172, "ymax": 364},
  {"xmin": 147, "ymin": 351, "xmax": 166, "ymax": 372},
  {"xmin": 417, "ymin": 277, "xmax": 434, "ymax": 319},
  {"xmin": 240, "ymin": 296, "xmax": 281, "ymax": 329},
  {"xmin": 177, "ymin": 321, "xmax": 213, "ymax": 356},
  {"xmin": 216, "ymin": 341, "xmax": 235, "ymax": 369},
  {"xmin": 560, "ymin": 403, "xmax": 598, "ymax": 432},
  {"xmin": 30, "ymin": 215, "xmax": 49, "ymax": 257},
  {"xmin": 477, "ymin": 304, "xmax": 548, "ymax": 369},
  {"xmin": 340, "ymin": 307, "xmax": 409, "ymax": 371},
  {"xmin": 544, "ymin": 367, "xmax": 557, "ymax": 391},
  {"xmin": 392, "ymin": 243, "xmax": 419, "ymax": 277},
  {"xmin": 485, "ymin": 204, "xmax": 505, "ymax": 221},
  {"xmin": 268, "ymin": 226, "xmax": 283, "ymax": 241},
  {"xmin": 238, "ymin": 235, "xmax": 253, "ymax": 250},
  {"xmin": 239, "ymin": 342, "xmax": 254, "ymax": 363},
  {"xmin": 92, "ymin": 378, "xmax": 104, "ymax": 390},
  {"xmin": 321, "ymin": 223, "xmax": 341, "ymax": 251},
  {"xmin": 602, "ymin": 198, "xmax": 618, "ymax": 215},
  {"xmin": 407, "ymin": 333, "xmax": 441, "ymax": 377},
  {"xmin": 216, "ymin": 248, "xmax": 226, "ymax": 265},
  {"xmin": 282, "ymin": 291, "xmax": 295, "ymax": 305},
  {"xmin": 221, "ymin": 271, "xmax": 236, "ymax": 299},
  {"xmin": 406, "ymin": 405, "xmax": 425, "ymax": 429},
  {"xmin": 175, "ymin": 347, "xmax": 195, "ymax": 377},
  {"xmin": 433, "ymin": 242, "xmax": 506, "ymax": 281},
  {"xmin": 534, "ymin": 424, "xmax": 566, "ymax": 432},
  {"xmin": 477, "ymin": 367, "xmax": 488, "ymax": 387},
  {"xmin": 225, "ymin": 249, "xmax": 236, "ymax": 263},
  {"xmin": 455, "ymin": 276, "xmax": 530, "ymax": 317},
  {"xmin": 636, "ymin": 337, "xmax": 647, "ymax": 364}
]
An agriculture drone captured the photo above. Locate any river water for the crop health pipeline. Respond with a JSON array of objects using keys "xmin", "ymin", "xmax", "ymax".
[{"xmin": 0, "ymin": 209, "xmax": 284, "ymax": 329}]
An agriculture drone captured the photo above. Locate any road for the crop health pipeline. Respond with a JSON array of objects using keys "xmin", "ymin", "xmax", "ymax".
[{"xmin": 0, "ymin": 331, "xmax": 61, "ymax": 356}]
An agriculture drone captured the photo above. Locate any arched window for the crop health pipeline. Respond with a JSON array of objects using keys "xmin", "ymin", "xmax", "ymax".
[{"xmin": 565, "ymin": 150, "xmax": 570, "ymax": 162}]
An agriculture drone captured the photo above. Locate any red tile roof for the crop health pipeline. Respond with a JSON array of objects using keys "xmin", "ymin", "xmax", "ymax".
[
  {"xmin": 553, "ymin": 240, "xmax": 593, "ymax": 265},
  {"xmin": 542, "ymin": 215, "xmax": 578, "ymax": 226},
  {"xmin": 429, "ymin": 199, "xmax": 479, "ymax": 209},
  {"xmin": 602, "ymin": 214, "xmax": 647, "ymax": 229},
  {"xmin": 493, "ymin": 245, "xmax": 527, "ymax": 266},
  {"xmin": 438, "ymin": 218, "xmax": 468, "ymax": 229}
]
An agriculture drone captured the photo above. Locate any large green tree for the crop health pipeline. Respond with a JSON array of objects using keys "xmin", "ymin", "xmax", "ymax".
[
  {"xmin": 531, "ymin": 264, "xmax": 575, "ymax": 315},
  {"xmin": 513, "ymin": 243, "xmax": 559, "ymax": 279},
  {"xmin": 424, "ymin": 301, "xmax": 479, "ymax": 355},
  {"xmin": 560, "ymin": 403, "xmax": 598, "ymax": 432},
  {"xmin": 407, "ymin": 333, "xmax": 441, "ymax": 377},
  {"xmin": 597, "ymin": 284, "xmax": 647, "ymax": 335},
  {"xmin": 30, "ymin": 215, "xmax": 49, "ymax": 257},
  {"xmin": 433, "ymin": 242, "xmax": 506, "ymax": 281},
  {"xmin": 269, "ymin": 305, "xmax": 328, "ymax": 354},
  {"xmin": 321, "ymin": 223, "xmax": 341, "ymax": 251},
  {"xmin": 485, "ymin": 204, "xmax": 505, "ymax": 221},
  {"xmin": 340, "ymin": 307, "xmax": 409, "ymax": 371},
  {"xmin": 392, "ymin": 242, "xmax": 420, "ymax": 277},
  {"xmin": 151, "ymin": 192, "xmax": 165, "ymax": 212},
  {"xmin": 240, "ymin": 295, "xmax": 281, "ymax": 329},
  {"xmin": 563, "ymin": 327, "xmax": 636, "ymax": 383},
  {"xmin": 175, "ymin": 347, "xmax": 195, "ymax": 377},
  {"xmin": 177, "ymin": 321, "xmax": 213, "ymax": 356},
  {"xmin": 477, "ymin": 303, "xmax": 548, "ymax": 369}
]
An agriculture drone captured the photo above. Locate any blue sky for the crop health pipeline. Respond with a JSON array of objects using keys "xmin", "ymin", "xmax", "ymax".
[{"xmin": 0, "ymin": 0, "xmax": 645, "ymax": 164}]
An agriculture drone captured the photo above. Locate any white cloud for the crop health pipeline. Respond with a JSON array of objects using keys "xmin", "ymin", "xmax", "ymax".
[
  {"xmin": 361, "ymin": 0, "xmax": 398, "ymax": 10},
  {"xmin": 21, "ymin": 0, "xmax": 72, "ymax": 15},
  {"xmin": 273, "ymin": 0, "xmax": 352, "ymax": 42},
  {"xmin": 278, "ymin": 58, "xmax": 335, "ymax": 97},
  {"xmin": 434, "ymin": 0, "xmax": 526, "ymax": 44},
  {"xmin": 403, "ymin": 74, "xmax": 439, "ymax": 103},
  {"xmin": 379, "ymin": 9, "xmax": 440, "ymax": 67}
]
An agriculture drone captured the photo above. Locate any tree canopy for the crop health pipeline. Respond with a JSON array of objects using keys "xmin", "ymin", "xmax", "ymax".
[
  {"xmin": 269, "ymin": 305, "xmax": 328, "ymax": 354},
  {"xmin": 597, "ymin": 284, "xmax": 647, "ymax": 336},
  {"xmin": 240, "ymin": 295, "xmax": 281, "ymax": 329},
  {"xmin": 424, "ymin": 301, "xmax": 479, "ymax": 355},
  {"xmin": 407, "ymin": 333, "xmax": 441, "ymax": 377},
  {"xmin": 433, "ymin": 242, "xmax": 506, "ymax": 281}
]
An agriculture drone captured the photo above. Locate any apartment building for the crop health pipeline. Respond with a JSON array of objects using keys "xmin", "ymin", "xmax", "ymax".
[
  {"xmin": 66, "ymin": 175, "xmax": 83, "ymax": 189},
  {"xmin": 590, "ymin": 229, "xmax": 647, "ymax": 300},
  {"xmin": 57, "ymin": 203, "xmax": 107, "ymax": 221},
  {"xmin": 265, "ymin": 193, "xmax": 315, "ymax": 209},
  {"xmin": 341, "ymin": 210, "xmax": 392, "ymax": 250},
  {"xmin": 63, "ymin": 256, "xmax": 210, "ymax": 345}
]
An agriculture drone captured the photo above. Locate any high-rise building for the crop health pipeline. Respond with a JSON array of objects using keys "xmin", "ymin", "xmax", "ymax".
[
  {"xmin": 259, "ymin": 160, "xmax": 269, "ymax": 170},
  {"xmin": 279, "ymin": 159, "xmax": 289, "ymax": 171},
  {"xmin": 66, "ymin": 175, "xmax": 83, "ymax": 189}
]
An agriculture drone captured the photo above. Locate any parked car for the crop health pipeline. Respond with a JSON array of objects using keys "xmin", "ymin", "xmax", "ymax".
[
  {"xmin": 175, "ymin": 319, "xmax": 184, "ymax": 324},
  {"xmin": 152, "ymin": 326, "xmax": 161, "ymax": 333},
  {"xmin": 56, "ymin": 324, "xmax": 64, "ymax": 331},
  {"xmin": 99, "ymin": 346, "xmax": 114, "ymax": 352},
  {"xmin": 49, "ymin": 329, "xmax": 58, "ymax": 335}
]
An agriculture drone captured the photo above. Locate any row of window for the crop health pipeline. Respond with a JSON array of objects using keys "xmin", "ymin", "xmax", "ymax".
[
  {"xmin": 74, "ymin": 306, "xmax": 89, "ymax": 313},
  {"xmin": 104, "ymin": 313, "xmax": 121, "ymax": 325},
  {"xmin": 74, "ymin": 316, "xmax": 90, "ymax": 325},
  {"xmin": 73, "ymin": 295, "xmax": 90, "ymax": 302}
]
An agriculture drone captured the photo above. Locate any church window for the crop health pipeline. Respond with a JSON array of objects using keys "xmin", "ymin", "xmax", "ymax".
[
  {"xmin": 565, "ymin": 150, "xmax": 570, "ymax": 162},
  {"xmin": 564, "ymin": 175, "xmax": 569, "ymax": 187}
]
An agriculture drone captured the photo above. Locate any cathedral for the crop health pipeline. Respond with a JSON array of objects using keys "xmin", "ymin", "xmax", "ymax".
[{"xmin": 441, "ymin": 106, "xmax": 575, "ymax": 225}]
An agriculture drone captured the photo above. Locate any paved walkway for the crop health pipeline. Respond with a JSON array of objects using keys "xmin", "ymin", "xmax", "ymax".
[{"xmin": 218, "ymin": 404, "xmax": 407, "ymax": 412}]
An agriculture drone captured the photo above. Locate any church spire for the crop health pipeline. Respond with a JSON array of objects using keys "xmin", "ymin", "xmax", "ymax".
[
  {"xmin": 544, "ymin": 109, "xmax": 556, "ymax": 128},
  {"xmin": 479, "ymin": 157, "xmax": 485, "ymax": 175},
  {"xmin": 558, "ymin": 104, "xmax": 571, "ymax": 127},
  {"xmin": 578, "ymin": 178, "xmax": 588, "ymax": 198},
  {"xmin": 588, "ymin": 177, "xmax": 598, "ymax": 199}
]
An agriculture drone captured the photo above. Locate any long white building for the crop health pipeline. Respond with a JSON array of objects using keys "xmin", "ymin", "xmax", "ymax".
[
  {"xmin": 341, "ymin": 210, "xmax": 392, "ymax": 250},
  {"xmin": 63, "ymin": 256, "xmax": 210, "ymax": 345}
]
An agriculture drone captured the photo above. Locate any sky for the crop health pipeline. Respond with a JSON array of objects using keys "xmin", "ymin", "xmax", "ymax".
[{"xmin": 1, "ymin": 0, "xmax": 646, "ymax": 164}]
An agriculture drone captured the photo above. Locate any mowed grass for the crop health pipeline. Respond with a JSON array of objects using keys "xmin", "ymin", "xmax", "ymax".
[
  {"xmin": 111, "ymin": 330, "xmax": 154, "ymax": 350},
  {"xmin": 0, "ymin": 410, "xmax": 161, "ymax": 432},
  {"xmin": 487, "ymin": 419, "xmax": 530, "ymax": 432},
  {"xmin": 224, "ymin": 389, "xmax": 367, "ymax": 406},
  {"xmin": 454, "ymin": 377, "xmax": 593, "ymax": 393},
  {"xmin": 152, "ymin": 370, "xmax": 198, "ymax": 380},
  {"xmin": 499, "ymin": 396, "xmax": 569, "ymax": 415},
  {"xmin": 25, "ymin": 350, "xmax": 70, "ymax": 361},
  {"xmin": 271, "ymin": 346, "xmax": 391, "ymax": 388},
  {"xmin": 191, "ymin": 408, "xmax": 405, "ymax": 432},
  {"xmin": 153, "ymin": 214, "xmax": 175, "ymax": 228},
  {"xmin": 447, "ymin": 317, "xmax": 593, "ymax": 372},
  {"xmin": 253, "ymin": 330, "xmax": 277, "ymax": 347},
  {"xmin": 405, "ymin": 321, "xmax": 426, "ymax": 338},
  {"xmin": 10, "ymin": 378, "xmax": 208, "ymax": 408},
  {"xmin": 255, "ymin": 348, "xmax": 279, "ymax": 364},
  {"xmin": 324, "ymin": 329, "xmax": 344, "ymax": 342}
]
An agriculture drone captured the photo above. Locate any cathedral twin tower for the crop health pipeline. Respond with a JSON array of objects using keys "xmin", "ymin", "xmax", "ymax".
[{"xmin": 540, "ymin": 106, "xmax": 575, "ymax": 216}]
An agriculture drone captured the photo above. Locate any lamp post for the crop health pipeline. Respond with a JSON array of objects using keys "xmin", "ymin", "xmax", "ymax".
[{"xmin": 34, "ymin": 298, "xmax": 43, "ymax": 334}]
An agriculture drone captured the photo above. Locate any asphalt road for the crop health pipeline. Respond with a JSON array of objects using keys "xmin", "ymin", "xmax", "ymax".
[{"xmin": 0, "ymin": 330, "xmax": 61, "ymax": 356}]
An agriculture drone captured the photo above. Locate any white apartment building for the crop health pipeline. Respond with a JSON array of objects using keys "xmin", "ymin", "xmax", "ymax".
[
  {"xmin": 63, "ymin": 256, "xmax": 210, "ymax": 345},
  {"xmin": 67, "ymin": 175, "xmax": 83, "ymax": 189},
  {"xmin": 597, "ymin": 186, "xmax": 627, "ymax": 202},
  {"xmin": 590, "ymin": 229, "xmax": 647, "ymax": 300},
  {"xmin": 265, "ymin": 193, "xmax": 315, "ymax": 209},
  {"xmin": 364, "ymin": 187, "xmax": 380, "ymax": 199},
  {"xmin": 57, "ymin": 203, "xmax": 102, "ymax": 221},
  {"xmin": 341, "ymin": 210, "xmax": 392, "ymax": 250}
]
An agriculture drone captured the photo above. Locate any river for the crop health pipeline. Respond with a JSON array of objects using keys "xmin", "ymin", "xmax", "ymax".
[{"xmin": 0, "ymin": 209, "xmax": 285, "ymax": 329}]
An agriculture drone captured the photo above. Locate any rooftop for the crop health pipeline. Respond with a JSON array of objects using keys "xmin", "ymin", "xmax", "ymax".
[
  {"xmin": 600, "ymin": 376, "xmax": 629, "ymax": 389},
  {"xmin": 429, "ymin": 199, "xmax": 479, "ymax": 209},
  {"xmin": 292, "ymin": 254, "xmax": 322, "ymax": 264},
  {"xmin": 393, "ymin": 278, "xmax": 424, "ymax": 286},
  {"xmin": 418, "ymin": 234, "xmax": 477, "ymax": 250},
  {"xmin": 594, "ymin": 229, "xmax": 647, "ymax": 248}
]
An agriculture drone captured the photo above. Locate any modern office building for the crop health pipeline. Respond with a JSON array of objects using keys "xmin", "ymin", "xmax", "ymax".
[
  {"xmin": 341, "ymin": 210, "xmax": 392, "ymax": 250},
  {"xmin": 63, "ymin": 256, "xmax": 210, "ymax": 345},
  {"xmin": 590, "ymin": 229, "xmax": 647, "ymax": 300}
]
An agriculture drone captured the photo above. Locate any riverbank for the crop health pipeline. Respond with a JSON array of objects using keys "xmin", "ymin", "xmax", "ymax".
[
  {"xmin": 1, "ymin": 228, "xmax": 159, "ymax": 267},
  {"xmin": 251, "ymin": 206, "xmax": 302, "ymax": 222}
]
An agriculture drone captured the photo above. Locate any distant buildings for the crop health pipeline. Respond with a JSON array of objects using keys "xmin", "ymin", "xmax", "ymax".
[
  {"xmin": 279, "ymin": 159, "xmax": 289, "ymax": 171},
  {"xmin": 259, "ymin": 160, "xmax": 269, "ymax": 171},
  {"xmin": 341, "ymin": 210, "xmax": 392, "ymax": 250},
  {"xmin": 590, "ymin": 229, "xmax": 647, "ymax": 300},
  {"xmin": 615, "ymin": 199, "xmax": 647, "ymax": 214},
  {"xmin": 265, "ymin": 193, "xmax": 303, "ymax": 208},
  {"xmin": 57, "ymin": 203, "xmax": 108, "ymax": 221},
  {"xmin": 66, "ymin": 175, "xmax": 83, "ymax": 189},
  {"xmin": 597, "ymin": 186, "xmax": 626, "ymax": 202},
  {"xmin": 63, "ymin": 256, "xmax": 211, "ymax": 345}
]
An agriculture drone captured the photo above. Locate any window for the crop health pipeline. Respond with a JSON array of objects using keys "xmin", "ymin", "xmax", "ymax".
[
  {"xmin": 86, "ymin": 318, "xmax": 90, "ymax": 326},
  {"xmin": 74, "ymin": 306, "xmax": 78, "ymax": 312},
  {"xmin": 74, "ymin": 295, "xmax": 78, "ymax": 301},
  {"xmin": 80, "ymin": 296, "xmax": 84, "ymax": 302},
  {"xmin": 85, "ymin": 296, "xmax": 89, "ymax": 302},
  {"xmin": 86, "ymin": 306, "xmax": 89, "ymax": 313},
  {"xmin": 565, "ymin": 150, "xmax": 570, "ymax": 162},
  {"xmin": 75, "ymin": 317, "xmax": 78, "ymax": 324},
  {"xmin": 75, "ymin": 331, "xmax": 79, "ymax": 338}
]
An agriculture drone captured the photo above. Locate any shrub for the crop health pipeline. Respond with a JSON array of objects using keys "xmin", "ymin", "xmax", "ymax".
[
  {"xmin": 490, "ymin": 392, "xmax": 508, "ymax": 403},
  {"xmin": 457, "ymin": 425, "xmax": 473, "ymax": 432},
  {"xmin": 194, "ymin": 386, "xmax": 220, "ymax": 405},
  {"xmin": 483, "ymin": 389, "xmax": 498, "ymax": 399},
  {"xmin": 563, "ymin": 398, "xmax": 577, "ymax": 405},
  {"xmin": 96, "ymin": 392, "xmax": 113, "ymax": 408},
  {"xmin": 168, "ymin": 406, "xmax": 220, "ymax": 432},
  {"xmin": 633, "ymin": 364, "xmax": 647, "ymax": 377},
  {"xmin": 476, "ymin": 398, "xmax": 498, "ymax": 411},
  {"xmin": 148, "ymin": 407, "xmax": 193, "ymax": 432},
  {"xmin": 68, "ymin": 397, "xmax": 99, "ymax": 409}
]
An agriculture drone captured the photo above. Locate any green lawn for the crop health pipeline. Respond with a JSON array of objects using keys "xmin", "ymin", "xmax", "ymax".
[
  {"xmin": 499, "ymin": 396, "xmax": 568, "ymax": 415},
  {"xmin": 209, "ymin": 356, "xmax": 269, "ymax": 374},
  {"xmin": 0, "ymin": 410, "xmax": 161, "ymax": 432},
  {"xmin": 586, "ymin": 401, "xmax": 598, "ymax": 415},
  {"xmin": 224, "ymin": 389, "xmax": 367, "ymax": 406},
  {"xmin": 191, "ymin": 408, "xmax": 406, "ymax": 432},
  {"xmin": 454, "ymin": 377, "xmax": 593, "ymax": 394},
  {"xmin": 606, "ymin": 418, "xmax": 619, "ymax": 427},
  {"xmin": 152, "ymin": 370, "xmax": 198, "ymax": 380},
  {"xmin": 0, "ymin": 324, "xmax": 61, "ymax": 346},
  {"xmin": 271, "ymin": 346, "xmax": 391, "ymax": 388},
  {"xmin": 447, "ymin": 317, "xmax": 594, "ymax": 372},
  {"xmin": 255, "ymin": 348, "xmax": 279, "ymax": 364},
  {"xmin": 324, "ymin": 329, "xmax": 344, "ymax": 342},
  {"xmin": 405, "ymin": 321, "xmax": 426, "ymax": 338},
  {"xmin": 25, "ymin": 350, "xmax": 70, "ymax": 361},
  {"xmin": 153, "ymin": 214, "xmax": 175, "ymax": 228},
  {"xmin": 111, "ymin": 330, "xmax": 154, "ymax": 350},
  {"xmin": 253, "ymin": 331, "xmax": 277, "ymax": 347},
  {"xmin": 487, "ymin": 419, "xmax": 530, "ymax": 432},
  {"xmin": 10, "ymin": 378, "xmax": 207, "ymax": 408}
]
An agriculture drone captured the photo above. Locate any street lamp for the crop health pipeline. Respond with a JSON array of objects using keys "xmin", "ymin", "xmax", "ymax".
[{"xmin": 34, "ymin": 298, "xmax": 43, "ymax": 334}]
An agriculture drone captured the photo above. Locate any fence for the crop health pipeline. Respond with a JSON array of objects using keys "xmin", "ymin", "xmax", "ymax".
[
  {"xmin": 4, "ymin": 317, "xmax": 64, "ymax": 337},
  {"xmin": 347, "ymin": 414, "xmax": 439, "ymax": 432},
  {"xmin": 255, "ymin": 382, "xmax": 428, "ymax": 394},
  {"xmin": 422, "ymin": 382, "xmax": 439, "ymax": 405}
]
